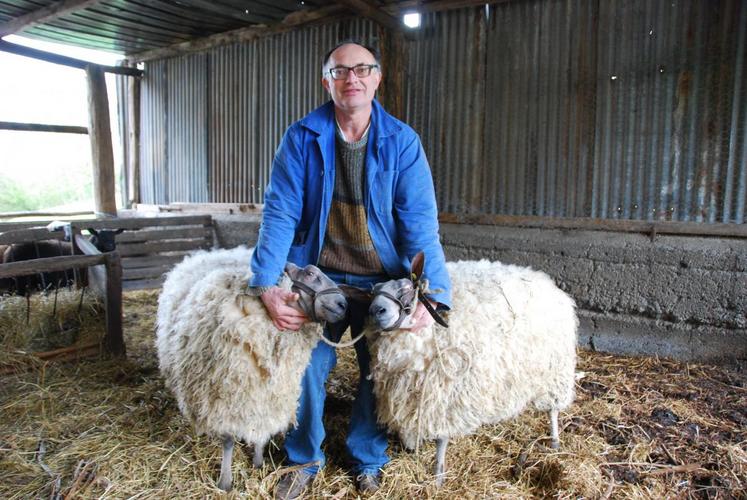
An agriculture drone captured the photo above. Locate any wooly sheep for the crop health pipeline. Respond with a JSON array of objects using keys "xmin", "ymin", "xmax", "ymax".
[
  {"xmin": 156, "ymin": 246, "xmax": 347, "ymax": 491},
  {"xmin": 365, "ymin": 252, "xmax": 578, "ymax": 485}
]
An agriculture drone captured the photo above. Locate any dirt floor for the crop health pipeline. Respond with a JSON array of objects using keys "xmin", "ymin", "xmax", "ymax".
[{"xmin": 0, "ymin": 289, "xmax": 745, "ymax": 499}]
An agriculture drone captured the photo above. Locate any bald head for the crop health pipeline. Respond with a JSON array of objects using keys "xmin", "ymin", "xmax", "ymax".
[{"xmin": 322, "ymin": 41, "xmax": 381, "ymax": 75}]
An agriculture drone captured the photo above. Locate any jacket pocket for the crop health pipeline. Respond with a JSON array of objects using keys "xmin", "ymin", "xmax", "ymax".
[{"xmin": 372, "ymin": 170, "xmax": 396, "ymax": 215}]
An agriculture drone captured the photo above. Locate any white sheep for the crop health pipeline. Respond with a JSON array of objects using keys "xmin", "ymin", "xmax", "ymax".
[
  {"xmin": 365, "ymin": 252, "xmax": 578, "ymax": 485},
  {"xmin": 156, "ymin": 246, "xmax": 348, "ymax": 491}
]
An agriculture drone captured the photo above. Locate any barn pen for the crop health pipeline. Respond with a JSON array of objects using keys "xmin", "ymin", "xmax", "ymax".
[{"xmin": 1, "ymin": 0, "xmax": 746, "ymax": 498}]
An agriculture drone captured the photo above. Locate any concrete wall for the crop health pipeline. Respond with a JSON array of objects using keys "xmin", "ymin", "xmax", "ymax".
[
  {"xmin": 441, "ymin": 224, "xmax": 746, "ymax": 367},
  {"xmin": 211, "ymin": 215, "xmax": 746, "ymax": 367}
]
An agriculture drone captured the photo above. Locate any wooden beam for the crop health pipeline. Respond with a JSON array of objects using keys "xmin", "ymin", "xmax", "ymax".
[
  {"xmin": 438, "ymin": 213, "xmax": 747, "ymax": 239},
  {"xmin": 86, "ymin": 65, "xmax": 117, "ymax": 217},
  {"xmin": 103, "ymin": 251, "xmax": 125, "ymax": 356},
  {"xmin": 74, "ymin": 214, "xmax": 212, "ymax": 230},
  {"xmin": 335, "ymin": 0, "xmax": 403, "ymax": 31},
  {"xmin": 128, "ymin": 5, "xmax": 346, "ymax": 62},
  {"xmin": 333, "ymin": 0, "xmax": 404, "ymax": 34},
  {"xmin": 387, "ymin": 0, "xmax": 512, "ymax": 15},
  {"xmin": 0, "ymin": 228, "xmax": 66, "ymax": 246},
  {"xmin": 0, "ymin": 121, "xmax": 87, "ymax": 134},
  {"xmin": 378, "ymin": 27, "xmax": 406, "ymax": 119},
  {"xmin": 0, "ymin": 253, "xmax": 106, "ymax": 278},
  {"xmin": 126, "ymin": 63, "xmax": 141, "ymax": 206},
  {"xmin": 0, "ymin": 40, "xmax": 141, "ymax": 76},
  {"xmin": 0, "ymin": 0, "xmax": 100, "ymax": 37}
]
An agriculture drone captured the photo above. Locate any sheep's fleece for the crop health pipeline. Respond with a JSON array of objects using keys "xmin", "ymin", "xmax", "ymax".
[
  {"xmin": 156, "ymin": 246, "xmax": 320, "ymax": 444},
  {"xmin": 366, "ymin": 260, "xmax": 578, "ymax": 449}
]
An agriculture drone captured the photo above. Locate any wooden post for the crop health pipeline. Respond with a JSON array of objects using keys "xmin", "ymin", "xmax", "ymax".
[
  {"xmin": 127, "ymin": 67, "xmax": 141, "ymax": 207},
  {"xmin": 86, "ymin": 65, "xmax": 117, "ymax": 217},
  {"xmin": 103, "ymin": 251, "xmax": 125, "ymax": 357},
  {"xmin": 378, "ymin": 28, "xmax": 407, "ymax": 119}
]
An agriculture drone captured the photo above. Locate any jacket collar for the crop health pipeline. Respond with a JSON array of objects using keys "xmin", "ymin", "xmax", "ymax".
[{"xmin": 300, "ymin": 99, "xmax": 401, "ymax": 140}]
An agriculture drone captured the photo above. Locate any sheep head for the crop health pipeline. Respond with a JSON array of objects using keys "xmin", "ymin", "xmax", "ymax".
[
  {"xmin": 369, "ymin": 278, "xmax": 418, "ymax": 330},
  {"xmin": 284, "ymin": 262, "xmax": 348, "ymax": 324}
]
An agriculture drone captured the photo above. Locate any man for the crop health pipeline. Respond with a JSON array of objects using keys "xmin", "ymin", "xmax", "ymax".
[{"xmin": 249, "ymin": 40, "xmax": 451, "ymax": 499}]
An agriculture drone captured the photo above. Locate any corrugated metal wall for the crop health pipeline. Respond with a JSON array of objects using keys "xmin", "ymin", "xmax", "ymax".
[
  {"xmin": 167, "ymin": 53, "xmax": 209, "ymax": 203},
  {"xmin": 136, "ymin": 0, "xmax": 747, "ymax": 223},
  {"xmin": 139, "ymin": 18, "xmax": 378, "ymax": 205},
  {"xmin": 140, "ymin": 59, "xmax": 167, "ymax": 204}
]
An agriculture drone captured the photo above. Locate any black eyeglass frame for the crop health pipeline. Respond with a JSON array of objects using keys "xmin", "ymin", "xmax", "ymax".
[{"xmin": 328, "ymin": 64, "xmax": 379, "ymax": 80}]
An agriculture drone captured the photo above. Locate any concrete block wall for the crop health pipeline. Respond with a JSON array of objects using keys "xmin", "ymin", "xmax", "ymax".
[
  {"xmin": 440, "ymin": 223, "xmax": 746, "ymax": 366},
  {"xmin": 210, "ymin": 215, "xmax": 746, "ymax": 366}
]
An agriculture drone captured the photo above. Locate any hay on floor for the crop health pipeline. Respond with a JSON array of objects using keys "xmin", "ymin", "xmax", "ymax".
[
  {"xmin": 0, "ymin": 288, "xmax": 105, "ymax": 374},
  {"xmin": 0, "ymin": 289, "xmax": 744, "ymax": 499}
]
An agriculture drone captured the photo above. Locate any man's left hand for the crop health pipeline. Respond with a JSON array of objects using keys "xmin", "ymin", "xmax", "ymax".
[{"xmin": 405, "ymin": 300, "xmax": 436, "ymax": 332}]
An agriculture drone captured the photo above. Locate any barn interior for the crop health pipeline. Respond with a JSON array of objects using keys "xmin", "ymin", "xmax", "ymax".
[{"xmin": 0, "ymin": 0, "xmax": 745, "ymax": 498}]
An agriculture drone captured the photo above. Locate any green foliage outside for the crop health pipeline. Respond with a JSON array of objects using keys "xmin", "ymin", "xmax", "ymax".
[{"xmin": 0, "ymin": 171, "xmax": 93, "ymax": 213}]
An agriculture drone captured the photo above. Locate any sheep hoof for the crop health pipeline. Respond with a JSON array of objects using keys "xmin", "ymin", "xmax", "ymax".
[{"xmin": 217, "ymin": 475, "xmax": 232, "ymax": 492}]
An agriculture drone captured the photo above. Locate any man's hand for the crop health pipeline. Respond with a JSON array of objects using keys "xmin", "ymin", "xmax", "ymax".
[
  {"xmin": 260, "ymin": 286, "xmax": 308, "ymax": 331},
  {"xmin": 405, "ymin": 300, "xmax": 436, "ymax": 332}
]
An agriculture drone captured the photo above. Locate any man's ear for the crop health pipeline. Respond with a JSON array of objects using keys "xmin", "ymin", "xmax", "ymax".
[{"xmin": 321, "ymin": 75, "xmax": 331, "ymax": 93}]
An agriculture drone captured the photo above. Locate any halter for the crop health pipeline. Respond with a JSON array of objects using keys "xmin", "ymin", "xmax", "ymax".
[
  {"xmin": 291, "ymin": 279, "xmax": 343, "ymax": 322},
  {"xmin": 376, "ymin": 288, "xmax": 417, "ymax": 331},
  {"xmin": 292, "ymin": 279, "xmax": 371, "ymax": 348},
  {"xmin": 376, "ymin": 278, "xmax": 449, "ymax": 331}
]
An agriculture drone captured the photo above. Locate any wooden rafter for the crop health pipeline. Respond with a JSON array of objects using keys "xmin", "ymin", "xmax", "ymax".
[
  {"xmin": 386, "ymin": 0, "xmax": 512, "ymax": 15},
  {"xmin": 0, "ymin": 0, "xmax": 100, "ymax": 38},
  {"xmin": 333, "ymin": 0, "xmax": 403, "ymax": 34},
  {"xmin": 128, "ymin": 4, "xmax": 347, "ymax": 62},
  {"xmin": 0, "ymin": 40, "xmax": 142, "ymax": 76}
]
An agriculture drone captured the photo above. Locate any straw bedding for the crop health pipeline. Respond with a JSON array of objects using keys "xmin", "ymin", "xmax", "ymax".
[{"xmin": 0, "ymin": 289, "xmax": 745, "ymax": 499}]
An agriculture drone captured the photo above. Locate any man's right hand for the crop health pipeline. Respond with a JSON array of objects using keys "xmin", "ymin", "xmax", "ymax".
[{"xmin": 260, "ymin": 286, "xmax": 308, "ymax": 331}]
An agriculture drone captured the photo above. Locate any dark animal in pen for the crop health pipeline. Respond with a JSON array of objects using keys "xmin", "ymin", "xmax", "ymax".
[
  {"xmin": 0, "ymin": 229, "xmax": 123, "ymax": 295},
  {"xmin": 87, "ymin": 227, "xmax": 124, "ymax": 253}
]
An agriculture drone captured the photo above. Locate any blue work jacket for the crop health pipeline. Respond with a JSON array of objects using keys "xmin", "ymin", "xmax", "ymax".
[{"xmin": 250, "ymin": 99, "xmax": 452, "ymax": 308}]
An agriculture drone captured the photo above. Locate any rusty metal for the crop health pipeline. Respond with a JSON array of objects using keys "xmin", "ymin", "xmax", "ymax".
[{"xmin": 135, "ymin": 1, "xmax": 746, "ymax": 224}]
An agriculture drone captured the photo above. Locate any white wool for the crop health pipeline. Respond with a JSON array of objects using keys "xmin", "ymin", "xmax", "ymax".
[
  {"xmin": 156, "ymin": 246, "xmax": 320, "ymax": 444},
  {"xmin": 366, "ymin": 259, "xmax": 578, "ymax": 449}
]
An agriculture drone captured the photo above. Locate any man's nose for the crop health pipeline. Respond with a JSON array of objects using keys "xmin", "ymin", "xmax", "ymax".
[{"xmin": 344, "ymin": 69, "xmax": 360, "ymax": 83}]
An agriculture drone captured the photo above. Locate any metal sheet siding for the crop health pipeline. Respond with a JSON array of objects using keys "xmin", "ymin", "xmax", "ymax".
[
  {"xmin": 592, "ymin": 0, "xmax": 746, "ymax": 223},
  {"xmin": 167, "ymin": 54, "xmax": 208, "ymax": 203},
  {"xmin": 140, "ymin": 59, "xmax": 166, "ymax": 204},
  {"xmin": 136, "ymin": 1, "xmax": 746, "ymax": 223},
  {"xmin": 404, "ymin": 8, "xmax": 487, "ymax": 214},
  {"xmin": 207, "ymin": 18, "xmax": 377, "ymax": 203}
]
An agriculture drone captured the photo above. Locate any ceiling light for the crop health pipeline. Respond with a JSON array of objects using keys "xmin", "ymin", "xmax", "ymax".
[{"xmin": 403, "ymin": 12, "xmax": 421, "ymax": 29}]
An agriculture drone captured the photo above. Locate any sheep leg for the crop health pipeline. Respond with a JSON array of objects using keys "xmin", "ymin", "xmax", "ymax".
[
  {"xmin": 435, "ymin": 437, "xmax": 448, "ymax": 487},
  {"xmin": 550, "ymin": 409, "xmax": 560, "ymax": 449},
  {"xmin": 252, "ymin": 438, "xmax": 267, "ymax": 468},
  {"xmin": 217, "ymin": 436, "xmax": 234, "ymax": 491}
]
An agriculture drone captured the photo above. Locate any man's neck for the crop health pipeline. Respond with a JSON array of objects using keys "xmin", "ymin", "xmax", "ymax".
[{"xmin": 334, "ymin": 107, "xmax": 372, "ymax": 143}]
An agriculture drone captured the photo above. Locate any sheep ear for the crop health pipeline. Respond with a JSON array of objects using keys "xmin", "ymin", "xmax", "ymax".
[
  {"xmin": 339, "ymin": 284, "xmax": 372, "ymax": 305},
  {"xmin": 410, "ymin": 251, "xmax": 425, "ymax": 281},
  {"xmin": 284, "ymin": 262, "xmax": 301, "ymax": 275}
]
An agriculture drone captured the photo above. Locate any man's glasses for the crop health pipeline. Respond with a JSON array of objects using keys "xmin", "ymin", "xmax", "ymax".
[{"xmin": 328, "ymin": 64, "xmax": 379, "ymax": 80}]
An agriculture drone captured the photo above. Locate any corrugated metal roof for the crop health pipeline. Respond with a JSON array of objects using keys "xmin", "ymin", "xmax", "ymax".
[{"xmin": 0, "ymin": 0, "xmax": 329, "ymax": 55}]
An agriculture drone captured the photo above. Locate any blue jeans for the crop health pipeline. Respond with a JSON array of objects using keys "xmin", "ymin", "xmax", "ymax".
[{"xmin": 284, "ymin": 269, "xmax": 389, "ymax": 476}]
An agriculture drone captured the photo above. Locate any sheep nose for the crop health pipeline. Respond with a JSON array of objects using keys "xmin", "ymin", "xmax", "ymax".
[{"xmin": 371, "ymin": 306, "xmax": 388, "ymax": 317}]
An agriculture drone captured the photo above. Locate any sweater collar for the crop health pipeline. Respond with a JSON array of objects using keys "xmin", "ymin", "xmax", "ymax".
[{"xmin": 300, "ymin": 99, "xmax": 401, "ymax": 140}]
